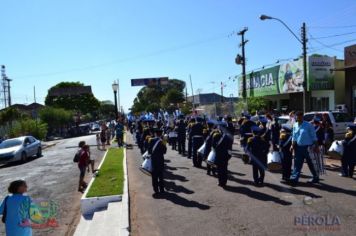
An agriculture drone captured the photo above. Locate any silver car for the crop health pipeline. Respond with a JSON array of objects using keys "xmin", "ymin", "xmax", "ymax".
[{"xmin": 0, "ymin": 136, "xmax": 42, "ymax": 164}]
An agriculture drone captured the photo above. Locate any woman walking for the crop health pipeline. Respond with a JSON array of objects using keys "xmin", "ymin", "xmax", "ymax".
[{"xmin": 0, "ymin": 180, "xmax": 32, "ymax": 236}]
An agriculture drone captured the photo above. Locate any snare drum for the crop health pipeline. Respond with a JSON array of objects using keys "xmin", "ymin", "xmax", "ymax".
[{"xmin": 267, "ymin": 151, "xmax": 282, "ymax": 171}]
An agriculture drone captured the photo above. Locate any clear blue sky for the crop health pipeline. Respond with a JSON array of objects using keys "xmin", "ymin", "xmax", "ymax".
[{"xmin": 1, "ymin": 0, "xmax": 356, "ymax": 111}]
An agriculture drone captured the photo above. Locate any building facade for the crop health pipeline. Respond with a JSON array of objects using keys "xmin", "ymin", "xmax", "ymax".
[
  {"xmin": 344, "ymin": 44, "xmax": 356, "ymax": 116},
  {"xmin": 238, "ymin": 55, "xmax": 345, "ymax": 112}
]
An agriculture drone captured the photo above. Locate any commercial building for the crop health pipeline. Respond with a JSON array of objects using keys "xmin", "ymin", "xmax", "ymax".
[
  {"xmin": 187, "ymin": 93, "xmax": 238, "ymax": 107},
  {"xmin": 238, "ymin": 55, "xmax": 345, "ymax": 112},
  {"xmin": 344, "ymin": 44, "xmax": 356, "ymax": 117}
]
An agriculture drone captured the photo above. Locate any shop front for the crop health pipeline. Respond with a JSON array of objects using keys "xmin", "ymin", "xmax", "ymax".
[
  {"xmin": 238, "ymin": 55, "xmax": 343, "ymax": 112},
  {"xmin": 344, "ymin": 45, "xmax": 356, "ymax": 117}
]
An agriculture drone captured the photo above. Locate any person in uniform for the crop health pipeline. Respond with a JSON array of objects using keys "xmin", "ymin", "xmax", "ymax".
[
  {"xmin": 247, "ymin": 126, "xmax": 270, "ymax": 185},
  {"xmin": 341, "ymin": 125, "xmax": 356, "ymax": 177},
  {"xmin": 270, "ymin": 116, "xmax": 281, "ymax": 151},
  {"xmin": 313, "ymin": 117, "xmax": 324, "ymax": 153},
  {"xmin": 177, "ymin": 118, "xmax": 187, "ymax": 155},
  {"xmin": 187, "ymin": 117, "xmax": 195, "ymax": 159},
  {"xmin": 190, "ymin": 117, "xmax": 205, "ymax": 167},
  {"xmin": 149, "ymin": 128, "xmax": 167, "ymax": 196},
  {"xmin": 279, "ymin": 125, "xmax": 293, "ymax": 181},
  {"xmin": 213, "ymin": 129, "xmax": 232, "ymax": 187},
  {"xmin": 204, "ymin": 121, "xmax": 217, "ymax": 176}
]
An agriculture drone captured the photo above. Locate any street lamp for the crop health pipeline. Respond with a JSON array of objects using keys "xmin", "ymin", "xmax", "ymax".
[
  {"xmin": 112, "ymin": 81, "xmax": 119, "ymax": 119},
  {"xmin": 260, "ymin": 14, "xmax": 308, "ymax": 113}
]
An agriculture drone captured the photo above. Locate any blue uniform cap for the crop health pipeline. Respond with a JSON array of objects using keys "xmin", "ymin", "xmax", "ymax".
[
  {"xmin": 252, "ymin": 126, "xmax": 262, "ymax": 135},
  {"xmin": 259, "ymin": 117, "xmax": 268, "ymax": 124},
  {"xmin": 281, "ymin": 124, "xmax": 292, "ymax": 133},
  {"xmin": 347, "ymin": 124, "xmax": 356, "ymax": 132}
]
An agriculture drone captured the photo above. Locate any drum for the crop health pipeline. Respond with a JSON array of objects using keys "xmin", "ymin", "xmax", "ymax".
[
  {"xmin": 142, "ymin": 151, "xmax": 150, "ymax": 160},
  {"xmin": 207, "ymin": 149, "xmax": 217, "ymax": 167},
  {"xmin": 198, "ymin": 142, "xmax": 206, "ymax": 157},
  {"xmin": 328, "ymin": 141, "xmax": 343, "ymax": 159},
  {"xmin": 140, "ymin": 158, "xmax": 152, "ymax": 175},
  {"xmin": 267, "ymin": 151, "xmax": 282, "ymax": 171}
]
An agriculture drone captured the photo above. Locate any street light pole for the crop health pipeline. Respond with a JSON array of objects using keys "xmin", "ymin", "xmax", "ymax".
[
  {"xmin": 112, "ymin": 81, "xmax": 119, "ymax": 119},
  {"xmin": 260, "ymin": 15, "xmax": 308, "ymax": 113}
]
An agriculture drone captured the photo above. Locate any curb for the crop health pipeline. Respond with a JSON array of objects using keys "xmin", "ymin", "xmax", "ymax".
[
  {"xmin": 42, "ymin": 142, "xmax": 57, "ymax": 150},
  {"xmin": 80, "ymin": 149, "xmax": 123, "ymax": 216},
  {"xmin": 120, "ymin": 143, "xmax": 130, "ymax": 236}
]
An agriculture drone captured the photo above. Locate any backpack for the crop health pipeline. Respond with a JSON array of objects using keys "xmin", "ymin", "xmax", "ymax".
[{"xmin": 73, "ymin": 150, "xmax": 81, "ymax": 163}]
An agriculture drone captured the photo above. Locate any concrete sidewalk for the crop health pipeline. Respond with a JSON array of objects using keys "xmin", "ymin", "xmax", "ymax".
[{"xmin": 126, "ymin": 134, "xmax": 356, "ymax": 236}]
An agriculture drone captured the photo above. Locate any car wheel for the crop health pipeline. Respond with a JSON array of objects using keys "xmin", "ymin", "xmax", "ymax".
[
  {"xmin": 37, "ymin": 147, "xmax": 42, "ymax": 157},
  {"xmin": 21, "ymin": 152, "xmax": 28, "ymax": 163}
]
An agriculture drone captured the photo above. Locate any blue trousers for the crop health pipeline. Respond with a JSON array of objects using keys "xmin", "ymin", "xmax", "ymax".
[{"xmin": 291, "ymin": 145, "xmax": 318, "ymax": 182}]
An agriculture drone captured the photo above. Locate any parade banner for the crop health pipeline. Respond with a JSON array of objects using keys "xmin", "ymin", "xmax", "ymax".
[{"xmin": 308, "ymin": 56, "xmax": 335, "ymax": 90}]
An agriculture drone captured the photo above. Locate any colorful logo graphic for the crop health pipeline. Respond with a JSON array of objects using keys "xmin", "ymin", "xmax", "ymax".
[{"xmin": 19, "ymin": 198, "xmax": 59, "ymax": 229}]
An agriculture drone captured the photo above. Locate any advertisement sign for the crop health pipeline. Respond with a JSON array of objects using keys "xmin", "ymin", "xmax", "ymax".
[
  {"xmin": 308, "ymin": 56, "xmax": 335, "ymax": 90},
  {"xmin": 278, "ymin": 58, "xmax": 304, "ymax": 93},
  {"xmin": 345, "ymin": 44, "xmax": 356, "ymax": 68},
  {"xmin": 131, "ymin": 77, "xmax": 169, "ymax": 86},
  {"xmin": 243, "ymin": 66, "xmax": 280, "ymax": 97}
]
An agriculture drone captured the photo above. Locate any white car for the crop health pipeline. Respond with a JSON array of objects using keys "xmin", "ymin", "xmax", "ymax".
[
  {"xmin": 304, "ymin": 111, "xmax": 354, "ymax": 139},
  {"xmin": 0, "ymin": 136, "xmax": 42, "ymax": 164}
]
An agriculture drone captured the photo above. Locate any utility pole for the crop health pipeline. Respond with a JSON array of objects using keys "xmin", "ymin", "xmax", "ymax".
[
  {"xmin": 236, "ymin": 28, "xmax": 248, "ymax": 105},
  {"xmin": 6, "ymin": 78, "xmax": 12, "ymax": 107},
  {"xmin": 301, "ymin": 22, "xmax": 308, "ymax": 113},
  {"xmin": 1, "ymin": 65, "xmax": 7, "ymax": 108},
  {"xmin": 189, "ymin": 75, "xmax": 195, "ymax": 112}
]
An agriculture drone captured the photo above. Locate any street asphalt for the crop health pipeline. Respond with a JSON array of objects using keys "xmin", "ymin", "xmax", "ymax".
[
  {"xmin": 127, "ymin": 134, "xmax": 356, "ymax": 236},
  {"xmin": 0, "ymin": 134, "xmax": 106, "ymax": 236}
]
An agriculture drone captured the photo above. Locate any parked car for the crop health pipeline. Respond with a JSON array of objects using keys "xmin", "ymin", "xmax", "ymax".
[
  {"xmin": 91, "ymin": 123, "xmax": 100, "ymax": 131},
  {"xmin": 304, "ymin": 111, "xmax": 354, "ymax": 139},
  {"xmin": 0, "ymin": 136, "xmax": 42, "ymax": 164}
]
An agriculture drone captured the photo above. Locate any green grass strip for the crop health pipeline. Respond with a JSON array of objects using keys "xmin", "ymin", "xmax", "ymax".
[{"xmin": 86, "ymin": 148, "xmax": 124, "ymax": 197}]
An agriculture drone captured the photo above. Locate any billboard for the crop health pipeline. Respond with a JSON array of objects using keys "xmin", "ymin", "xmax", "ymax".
[
  {"xmin": 243, "ymin": 66, "xmax": 280, "ymax": 97},
  {"xmin": 238, "ymin": 56, "xmax": 336, "ymax": 97},
  {"xmin": 131, "ymin": 77, "xmax": 169, "ymax": 86},
  {"xmin": 345, "ymin": 44, "xmax": 356, "ymax": 68},
  {"xmin": 308, "ymin": 56, "xmax": 335, "ymax": 90},
  {"xmin": 278, "ymin": 58, "xmax": 304, "ymax": 93}
]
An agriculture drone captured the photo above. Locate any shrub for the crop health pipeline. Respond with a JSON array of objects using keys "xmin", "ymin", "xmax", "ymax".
[{"xmin": 9, "ymin": 119, "xmax": 48, "ymax": 140}]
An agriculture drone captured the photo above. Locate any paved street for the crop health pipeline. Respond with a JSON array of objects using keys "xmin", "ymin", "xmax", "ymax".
[
  {"xmin": 0, "ymin": 134, "xmax": 106, "ymax": 236},
  {"xmin": 127, "ymin": 134, "xmax": 356, "ymax": 236}
]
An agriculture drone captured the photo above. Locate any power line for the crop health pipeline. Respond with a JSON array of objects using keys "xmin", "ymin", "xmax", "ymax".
[
  {"xmin": 309, "ymin": 24, "xmax": 356, "ymax": 29},
  {"xmin": 309, "ymin": 31, "xmax": 356, "ymax": 40},
  {"xmin": 309, "ymin": 38, "xmax": 356, "ymax": 54},
  {"xmin": 308, "ymin": 33, "xmax": 344, "ymax": 52}
]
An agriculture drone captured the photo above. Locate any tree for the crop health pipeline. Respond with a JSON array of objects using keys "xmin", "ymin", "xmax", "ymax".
[
  {"xmin": 131, "ymin": 79, "xmax": 186, "ymax": 113},
  {"xmin": 39, "ymin": 107, "xmax": 73, "ymax": 132},
  {"xmin": 247, "ymin": 97, "xmax": 267, "ymax": 114},
  {"xmin": 45, "ymin": 82, "xmax": 100, "ymax": 114},
  {"xmin": 99, "ymin": 100, "xmax": 116, "ymax": 119}
]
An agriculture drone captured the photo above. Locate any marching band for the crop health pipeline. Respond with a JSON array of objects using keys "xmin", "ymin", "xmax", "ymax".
[{"xmin": 131, "ymin": 111, "xmax": 356, "ymax": 195}]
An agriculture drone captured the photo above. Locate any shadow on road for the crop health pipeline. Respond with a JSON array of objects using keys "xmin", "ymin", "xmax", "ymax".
[
  {"xmin": 228, "ymin": 175, "xmax": 322, "ymax": 199},
  {"xmin": 223, "ymin": 185, "xmax": 292, "ymax": 206},
  {"xmin": 293, "ymin": 181, "xmax": 356, "ymax": 197},
  {"xmin": 0, "ymin": 155, "xmax": 43, "ymax": 169},
  {"xmin": 158, "ymin": 192, "xmax": 210, "ymax": 210},
  {"xmin": 165, "ymin": 181, "xmax": 194, "ymax": 194}
]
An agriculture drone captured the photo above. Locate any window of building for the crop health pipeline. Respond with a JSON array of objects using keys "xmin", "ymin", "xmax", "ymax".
[{"xmin": 311, "ymin": 97, "xmax": 329, "ymax": 111}]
